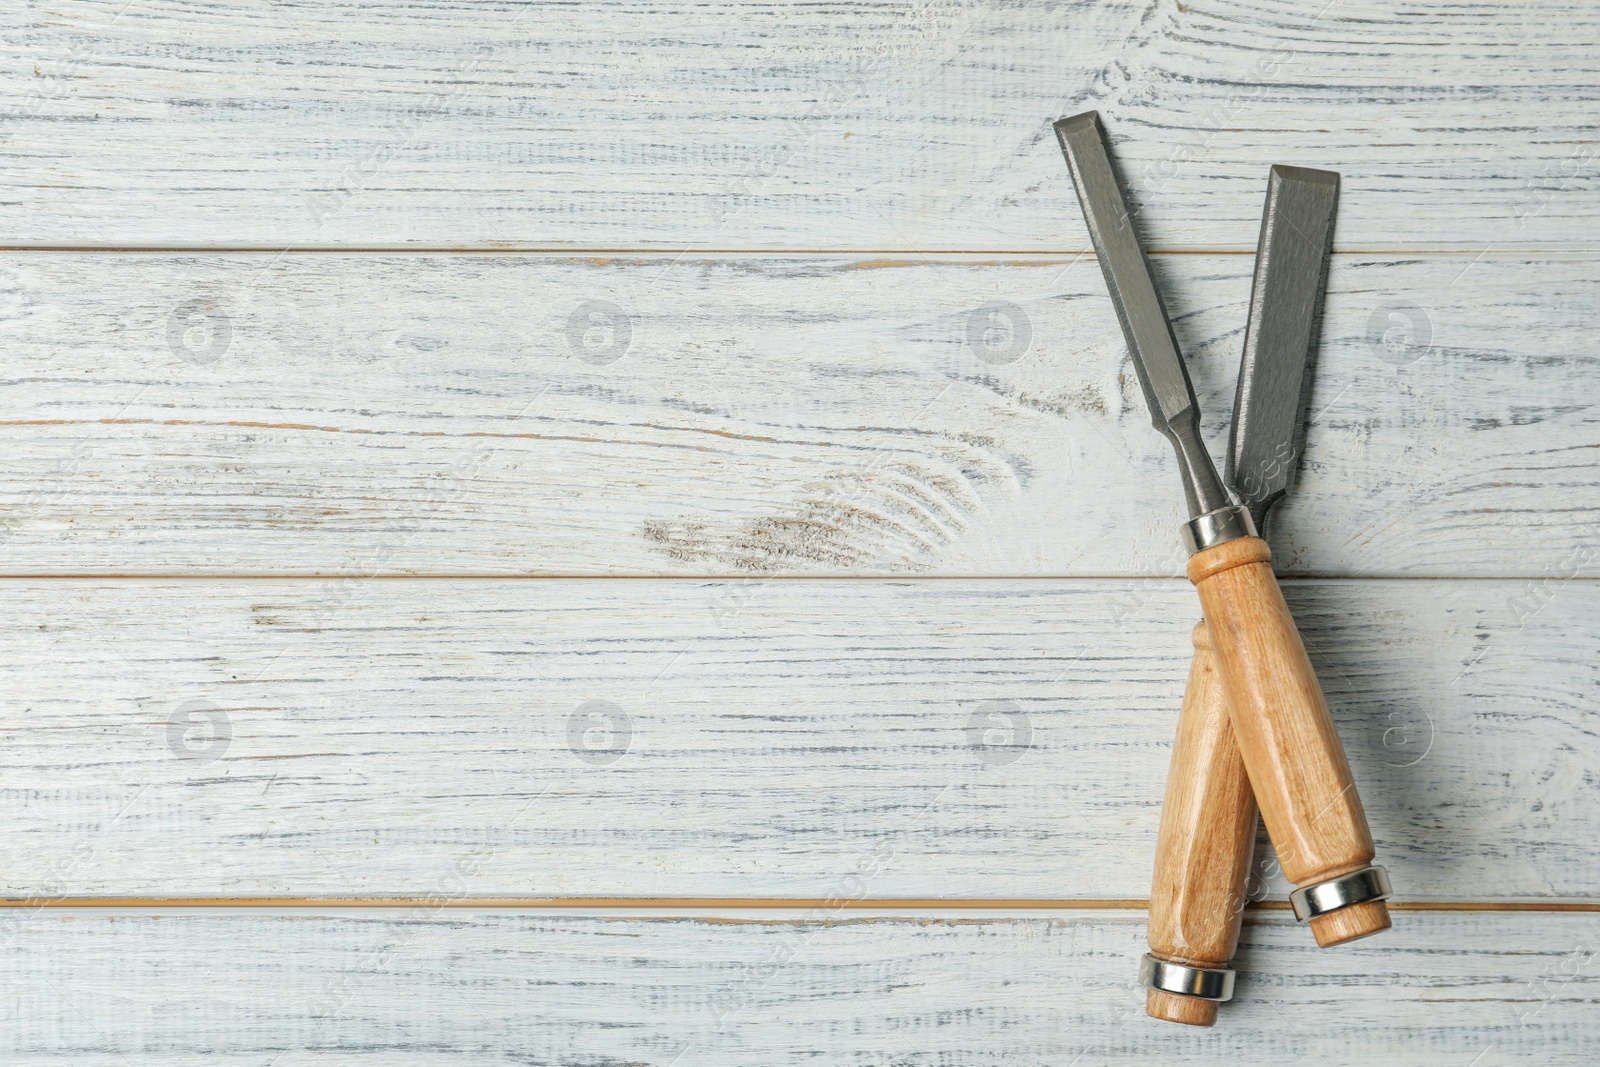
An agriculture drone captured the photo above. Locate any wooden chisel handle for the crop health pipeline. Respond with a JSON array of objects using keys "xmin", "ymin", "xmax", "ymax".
[
  {"xmin": 1188, "ymin": 536, "xmax": 1391, "ymax": 947},
  {"xmin": 1145, "ymin": 621, "xmax": 1257, "ymax": 1026}
]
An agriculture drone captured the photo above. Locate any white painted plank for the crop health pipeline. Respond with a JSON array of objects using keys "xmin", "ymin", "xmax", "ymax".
[
  {"xmin": 0, "ymin": 910, "xmax": 1594, "ymax": 1064},
  {"xmin": 1, "ymin": 252, "xmax": 1595, "ymax": 577},
  {"xmin": 1, "ymin": 1, "xmax": 1596, "ymax": 249},
  {"xmin": 4, "ymin": 577, "xmax": 1594, "ymax": 901}
]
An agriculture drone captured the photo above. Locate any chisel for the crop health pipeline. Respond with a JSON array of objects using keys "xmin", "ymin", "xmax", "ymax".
[
  {"xmin": 1139, "ymin": 163, "xmax": 1384, "ymax": 1026},
  {"xmin": 1053, "ymin": 112, "xmax": 1392, "ymax": 967}
]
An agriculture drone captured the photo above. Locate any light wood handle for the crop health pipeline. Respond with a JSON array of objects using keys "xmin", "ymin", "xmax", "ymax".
[
  {"xmin": 1188, "ymin": 536, "xmax": 1390, "ymax": 947},
  {"xmin": 1145, "ymin": 620, "xmax": 1258, "ymax": 1027}
]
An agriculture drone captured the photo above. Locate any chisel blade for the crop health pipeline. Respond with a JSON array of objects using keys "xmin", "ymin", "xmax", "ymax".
[
  {"xmin": 1054, "ymin": 110, "xmax": 1230, "ymax": 519},
  {"xmin": 1227, "ymin": 165, "xmax": 1339, "ymax": 533}
]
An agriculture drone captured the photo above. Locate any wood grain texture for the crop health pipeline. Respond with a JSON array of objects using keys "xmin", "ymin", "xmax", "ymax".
[
  {"xmin": 3, "ymin": 577, "xmax": 1595, "ymax": 901},
  {"xmin": 1190, "ymin": 537, "xmax": 1386, "ymax": 944},
  {"xmin": 0, "ymin": 910, "xmax": 1595, "ymax": 1064},
  {"xmin": 1, "ymin": 1, "xmax": 1596, "ymax": 250},
  {"xmin": 1, "ymin": 252, "xmax": 1596, "ymax": 577},
  {"xmin": 4, "ymin": 0, "xmax": 1593, "ymax": 1057},
  {"xmin": 1146, "ymin": 621, "xmax": 1255, "ymax": 1026}
]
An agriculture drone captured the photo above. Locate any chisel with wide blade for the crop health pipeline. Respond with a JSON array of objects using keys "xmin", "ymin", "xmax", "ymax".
[
  {"xmin": 1139, "ymin": 164, "xmax": 1391, "ymax": 1026},
  {"xmin": 1054, "ymin": 112, "xmax": 1392, "ymax": 965}
]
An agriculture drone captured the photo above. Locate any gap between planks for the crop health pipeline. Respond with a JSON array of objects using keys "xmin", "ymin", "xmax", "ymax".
[
  {"xmin": 1, "ymin": 246, "xmax": 1597, "ymax": 257},
  {"xmin": 6, "ymin": 574, "xmax": 1600, "ymax": 582},
  {"xmin": 4, "ymin": 899, "xmax": 1595, "ymax": 912}
]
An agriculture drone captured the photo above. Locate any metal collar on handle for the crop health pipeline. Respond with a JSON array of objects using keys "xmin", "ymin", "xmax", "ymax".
[
  {"xmin": 1181, "ymin": 504, "xmax": 1257, "ymax": 556},
  {"xmin": 1139, "ymin": 954, "xmax": 1236, "ymax": 1002},
  {"xmin": 1289, "ymin": 866, "xmax": 1393, "ymax": 922}
]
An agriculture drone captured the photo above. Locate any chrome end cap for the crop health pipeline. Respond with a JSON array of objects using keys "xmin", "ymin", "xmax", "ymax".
[
  {"xmin": 1139, "ymin": 953, "xmax": 1236, "ymax": 1002},
  {"xmin": 1289, "ymin": 866, "xmax": 1393, "ymax": 923}
]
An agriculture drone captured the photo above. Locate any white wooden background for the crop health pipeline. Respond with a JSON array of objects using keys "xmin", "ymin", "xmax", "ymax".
[{"xmin": 2, "ymin": 0, "xmax": 1597, "ymax": 1062}]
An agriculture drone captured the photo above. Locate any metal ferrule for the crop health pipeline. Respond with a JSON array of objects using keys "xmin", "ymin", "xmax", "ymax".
[
  {"xmin": 1181, "ymin": 504, "xmax": 1257, "ymax": 556},
  {"xmin": 1139, "ymin": 953, "xmax": 1236, "ymax": 1002},
  {"xmin": 1289, "ymin": 866, "xmax": 1393, "ymax": 923}
]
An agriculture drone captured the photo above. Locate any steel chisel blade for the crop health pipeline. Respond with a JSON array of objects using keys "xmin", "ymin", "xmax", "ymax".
[
  {"xmin": 1227, "ymin": 165, "xmax": 1340, "ymax": 531},
  {"xmin": 1054, "ymin": 110, "xmax": 1230, "ymax": 519}
]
